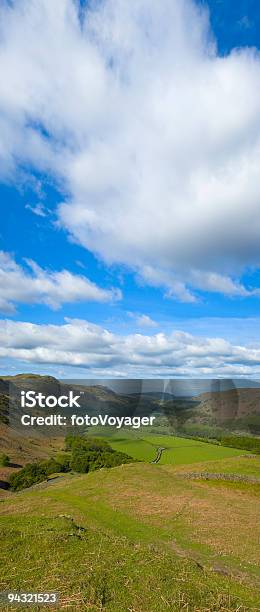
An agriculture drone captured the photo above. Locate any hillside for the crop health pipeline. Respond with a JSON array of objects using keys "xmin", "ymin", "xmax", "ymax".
[
  {"xmin": 1, "ymin": 375, "xmax": 260, "ymax": 474},
  {"xmin": 193, "ymin": 388, "xmax": 260, "ymax": 432},
  {"xmin": 0, "ymin": 374, "xmax": 159, "ymax": 487},
  {"xmin": 1, "ymin": 376, "xmax": 259, "ymax": 609},
  {"xmin": 2, "ymin": 374, "xmax": 260, "ymax": 428},
  {"xmin": 0, "ymin": 456, "xmax": 259, "ymax": 610}
]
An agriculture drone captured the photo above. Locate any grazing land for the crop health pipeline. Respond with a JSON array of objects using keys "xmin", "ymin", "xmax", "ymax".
[
  {"xmin": 99, "ymin": 430, "xmax": 249, "ymax": 464},
  {"xmin": 0, "ymin": 376, "xmax": 259, "ymax": 610},
  {"xmin": 0, "ymin": 453, "xmax": 260, "ymax": 611}
]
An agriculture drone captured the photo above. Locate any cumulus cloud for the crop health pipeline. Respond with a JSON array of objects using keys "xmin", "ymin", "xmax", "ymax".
[
  {"xmin": 1, "ymin": 318, "xmax": 260, "ymax": 377},
  {"xmin": 1, "ymin": 0, "xmax": 260, "ymax": 300},
  {"xmin": 0, "ymin": 251, "xmax": 121, "ymax": 312}
]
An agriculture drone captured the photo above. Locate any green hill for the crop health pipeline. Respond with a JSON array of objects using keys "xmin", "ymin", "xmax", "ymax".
[{"xmin": 0, "ymin": 456, "xmax": 260, "ymax": 611}]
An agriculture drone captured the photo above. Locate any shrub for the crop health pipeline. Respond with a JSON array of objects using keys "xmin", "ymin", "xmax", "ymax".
[
  {"xmin": 65, "ymin": 434, "xmax": 109, "ymax": 452},
  {"xmin": 70, "ymin": 447, "xmax": 133, "ymax": 473},
  {"xmin": 179, "ymin": 423, "xmax": 226, "ymax": 440},
  {"xmin": 68, "ymin": 436, "xmax": 135, "ymax": 473},
  {"xmin": 9, "ymin": 456, "xmax": 71, "ymax": 491},
  {"xmin": 70, "ymin": 449, "xmax": 95, "ymax": 473},
  {"xmin": 9, "ymin": 463, "xmax": 47, "ymax": 491},
  {"xmin": 221, "ymin": 435, "xmax": 260, "ymax": 454},
  {"xmin": 9, "ymin": 437, "xmax": 135, "ymax": 491},
  {"xmin": 0, "ymin": 453, "xmax": 10, "ymax": 467},
  {"xmin": 55, "ymin": 453, "xmax": 71, "ymax": 472}
]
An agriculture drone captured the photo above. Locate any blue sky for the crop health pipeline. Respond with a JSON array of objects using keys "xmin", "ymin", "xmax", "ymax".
[
  {"xmin": 204, "ymin": 0, "xmax": 260, "ymax": 54},
  {"xmin": 1, "ymin": 0, "xmax": 260, "ymax": 378}
]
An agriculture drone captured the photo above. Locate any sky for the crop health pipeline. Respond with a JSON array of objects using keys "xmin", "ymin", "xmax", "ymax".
[{"xmin": 1, "ymin": 0, "xmax": 260, "ymax": 378}]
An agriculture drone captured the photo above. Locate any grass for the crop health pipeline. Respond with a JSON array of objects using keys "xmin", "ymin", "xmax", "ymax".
[
  {"xmin": 0, "ymin": 454, "xmax": 260, "ymax": 611},
  {"xmin": 167, "ymin": 454, "xmax": 260, "ymax": 478},
  {"xmin": 1, "ymin": 513, "xmax": 256, "ymax": 612},
  {"xmin": 0, "ymin": 432, "xmax": 259, "ymax": 610},
  {"xmin": 107, "ymin": 432, "xmax": 247, "ymax": 465}
]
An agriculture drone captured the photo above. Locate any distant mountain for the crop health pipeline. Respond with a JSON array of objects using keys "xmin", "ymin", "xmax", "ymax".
[
  {"xmin": 193, "ymin": 388, "xmax": 260, "ymax": 433},
  {"xmin": 1, "ymin": 374, "xmax": 260, "ymax": 446},
  {"xmin": 0, "ymin": 374, "xmax": 259, "ymax": 489},
  {"xmin": 0, "ymin": 374, "xmax": 160, "ymax": 431}
]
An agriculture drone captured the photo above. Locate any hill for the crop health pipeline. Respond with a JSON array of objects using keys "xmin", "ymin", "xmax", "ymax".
[
  {"xmin": 0, "ymin": 456, "xmax": 259, "ymax": 610},
  {"xmin": 0, "ymin": 374, "xmax": 159, "ymax": 487},
  {"xmin": 1, "ymin": 374, "xmax": 260, "ymax": 484},
  {"xmin": 1, "ymin": 376, "xmax": 259, "ymax": 609},
  {"xmin": 194, "ymin": 388, "xmax": 260, "ymax": 432}
]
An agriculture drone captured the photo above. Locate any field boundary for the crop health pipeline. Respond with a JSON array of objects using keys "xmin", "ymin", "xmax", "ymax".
[{"xmin": 175, "ymin": 472, "xmax": 260, "ymax": 483}]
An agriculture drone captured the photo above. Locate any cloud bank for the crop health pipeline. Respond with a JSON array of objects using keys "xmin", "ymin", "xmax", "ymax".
[
  {"xmin": 0, "ymin": 251, "xmax": 121, "ymax": 313},
  {"xmin": 1, "ymin": 318, "xmax": 260, "ymax": 377},
  {"xmin": 1, "ymin": 0, "xmax": 260, "ymax": 300}
]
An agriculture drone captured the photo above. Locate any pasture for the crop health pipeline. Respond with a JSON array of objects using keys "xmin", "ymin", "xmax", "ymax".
[
  {"xmin": 0, "ymin": 455, "xmax": 259, "ymax": 610},
  {"xmin": 105, "ymin": 431, "xmax": 248, "ymax": 465}
]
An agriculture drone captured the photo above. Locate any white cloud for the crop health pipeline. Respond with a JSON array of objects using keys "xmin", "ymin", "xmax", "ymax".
[
  {"xmin": 0, "ymin": 251, "xmax": 121, "ymax": 312},
  {"xmin": 136, "ymin": 314, "xmax": 158, "ymax": 328},
  {"xmin": 129, "ymin": 312, "xmax": 158, "ymax": 328},
  {"xmin": 25, "ymin": 203, "xmax": 48, "ymax": 217},
  {"xmin": 1, "ymin": 317, "xmax": 260, "ymax": 377},
  {"xmin": 0, "ymin": 0, "xmax": 260, "ymax": 299}
]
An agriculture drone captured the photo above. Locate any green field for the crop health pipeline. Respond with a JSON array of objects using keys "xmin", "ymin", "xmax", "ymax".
[{"xmin": 102, "ymin": 431, "xmax": 248, "ymax": 464}]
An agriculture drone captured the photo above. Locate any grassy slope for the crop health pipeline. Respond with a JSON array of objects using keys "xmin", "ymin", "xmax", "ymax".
[
  {"xmin": 165, "ymin": 454, "xmax": 260, "ymax": 477},
  {"xmin": 0, "ymin": 426, "xmax": 64, "ymax": 491},
  {"xmin": 0, "ymin": 455, "xmax": 260, "ymax": 611}
]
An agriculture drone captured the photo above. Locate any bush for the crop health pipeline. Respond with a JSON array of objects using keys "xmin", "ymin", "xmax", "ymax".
[
  {"xmin": 0, "ymin": 453, "xmax": 10, "ymax": 467},
  {"xmin": 65, "ymin": 434, "xmax": 109, "ymax": 452},
  {"xmin": 233, "ymin": 415, "xmax": 260, "ymax": 435},
  {"xmin": 55, "ymin": 453, "xmax": 71, "ymax": 472},
  {"xmin": 179, "ymin": 423, "xmax": 226, "ymax": 440},
  {"xmin": 70, "ymin": 449, "xmax": 95, "ymax": 473},
  {"xmin": 9, "ymin": 456, "xmax": 71, "ymax": 491},
  {"xmin": 9, "ymin": 437, "xmax": 135, "ymax": 491},
  {"xmin": 67, "ymin": 435, "xmax": 135, "ymax": 474},
  {"xmin": 221, "ymin": 435, "xmax": 260, "ymax": 454},
  {"xmin": 70, "ymin": 447, "xmax": 133, "ymax": 473},
  {"xmin": 9, "ymin": 463, "xmax": 48, "ymax": 491}
]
